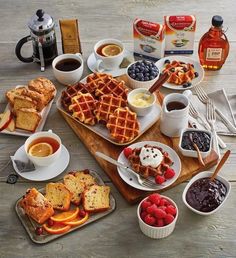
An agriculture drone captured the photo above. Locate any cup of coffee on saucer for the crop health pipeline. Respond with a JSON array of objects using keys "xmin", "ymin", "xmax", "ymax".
[
  {"xmin": 24, "ymin": 130, "xmax": 62, "ymax": 166},
  {"xmin": 52, "ymin": 53, "xmax": 84, "ymax": 85},
  {"xmin": 94, "ymin": 38, "xmax": 124, "ymax": 72}
]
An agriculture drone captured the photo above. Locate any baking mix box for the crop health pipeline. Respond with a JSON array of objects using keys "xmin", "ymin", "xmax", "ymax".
[
  {"xmin": 133, "ymin": 18, "xmax": 165, "ymax": 60},
  {"xmin": 164, "ymin": 15, "xmax": 196, "ymax": 54}
]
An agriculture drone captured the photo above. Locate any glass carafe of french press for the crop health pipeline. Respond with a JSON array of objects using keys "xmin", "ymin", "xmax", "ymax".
[{"xmin": 15, "ymin": 9, "xmax": 58, "ymax": 71}]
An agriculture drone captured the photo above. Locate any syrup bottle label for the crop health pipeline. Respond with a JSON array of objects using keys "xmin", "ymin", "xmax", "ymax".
[{"xmin": 206, "ymin": 48, "xmax": 222, "ymax": 61}]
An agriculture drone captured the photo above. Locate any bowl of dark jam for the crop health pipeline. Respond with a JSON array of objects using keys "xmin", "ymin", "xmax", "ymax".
[
  {"xmin": 182, "ymin": 171, "xmax": 231, "ymax": 215},
  {"xmin": 179, "ymin": 128, "xmax": 212, "ymax": 158}
]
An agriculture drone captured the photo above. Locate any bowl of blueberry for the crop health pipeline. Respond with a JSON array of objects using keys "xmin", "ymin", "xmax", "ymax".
[
  {"xmin": 179, "ymin": 128, "xmax": 212, "ymax": 159},
  {"xmin": 126, "ymin": 60, "xmax": 159, "ymax": 89}
]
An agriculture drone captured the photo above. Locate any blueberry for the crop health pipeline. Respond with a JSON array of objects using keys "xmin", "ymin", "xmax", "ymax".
[
  {"xmin": 150, "ymin": 76, "xmax": 155, "ymax": 80},
  {"xmin": 191, "ymin": 64, "xmax": 195, "ymax": 68},
  {"xmin": 135, "ymin": 68, "xmax": 140, "ymax": 73},
  {"xmin": 140, "ymin": 66, "xmax": 144, "ymax": 72},
  {"xmin": 144, "ymin": 77, "xmax": 149, "ymax": 81},
  {"xmin": 145, "ymin": 72, "xmax": 150, "ymax": 77},
  {"xmin": 187, "ymin": 82, "xmax": 192, "ymax": 86},
  {"xmin": 183, "ymin": 83, "xmax": 189, "ymax": 88},
  {"xmin": 130, "ymin": 73, "xmax": 136, "ymax": 79},
  {"xmin": 183, "ymin": 67, "xmax": 188, "ymax": 72},
  {"xmin": 170, "ymin": 68, "xmax": 175, "ymax": 72},
  {"xmin": 164, "ymin": 59, "xmax": 170, "ymax": 64},
  {"xmin": 140, "ymin": 77, "xmax": 145, "ymax": 81},
  {"xmin": 194, "ymin": 72, "xmax": 199, "ymax": 78}
]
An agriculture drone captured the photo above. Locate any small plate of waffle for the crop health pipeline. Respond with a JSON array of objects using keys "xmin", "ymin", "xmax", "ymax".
[
  {"xmin": 155, "ymin": 56, "xmax": 204, "ymax": 90},
  {"xmin": 117, "ymin": 141, "xmax": 181, "ymax": 191},
  {"xmin": 1, "ymin": 77, "xmax": 57, "ymax": 137},
  {"xmin": 57, "ymin": 73, "xmax": 161, "ymax": 145}
]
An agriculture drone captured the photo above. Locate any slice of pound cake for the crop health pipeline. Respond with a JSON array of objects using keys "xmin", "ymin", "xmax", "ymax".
[
  {"xmin": 63, "ymin": 170, "xmax": 96, "ymax": 205},
  {"xmin": 45, "ymin": 183, "xmax": 71, "ymax": 211},
  {"xmin": 83, "ymin": 185, "xmax": 110, "ymax": 212}
]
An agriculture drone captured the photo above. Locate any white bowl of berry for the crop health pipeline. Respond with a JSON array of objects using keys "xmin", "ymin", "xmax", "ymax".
[
  {"xmin": 137, "ymin": 193, "xmax": 178, "ymax": 239},
  {"xmin": 126, "ymin": 60, "xmax": 160, "ymax": 89}
]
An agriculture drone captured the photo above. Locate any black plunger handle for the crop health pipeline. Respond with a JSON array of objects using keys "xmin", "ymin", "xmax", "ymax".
[{"xmin": 15, "ymin": 35, "xmax": 34, "ymax": 63}]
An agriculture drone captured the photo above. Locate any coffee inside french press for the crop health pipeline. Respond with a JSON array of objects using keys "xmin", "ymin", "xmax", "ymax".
[{"xmin": 15, "ymin": 9, "xmax": 58, "ymax": 71}]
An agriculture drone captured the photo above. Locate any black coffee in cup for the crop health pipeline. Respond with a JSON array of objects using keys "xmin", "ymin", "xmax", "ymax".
[{"xmin": 55, "ymin": 58, "xmax": 81, "ymax": 72}]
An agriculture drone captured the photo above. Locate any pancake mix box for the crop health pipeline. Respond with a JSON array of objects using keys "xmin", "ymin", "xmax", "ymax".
[
  {"xmin": 164, "ymin": 15, "xmax": 196, "ymax": 54},
  {"xmin": 133, "ymin": 18, "xmax": 165, "ymax": 60}
]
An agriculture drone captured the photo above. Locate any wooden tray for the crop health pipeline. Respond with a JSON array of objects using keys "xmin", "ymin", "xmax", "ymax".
[{"xmin": 58, "ymin": 75, "xmax": 218, "ymax": 204}]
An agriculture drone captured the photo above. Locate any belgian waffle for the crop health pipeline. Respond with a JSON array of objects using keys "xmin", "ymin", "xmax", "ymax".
[
  {"xmin": 69, "ymin": 92, "xmax": 97, "ymax": 125},
  {"xmin": 162, "ymin": 60, "xmax": 196, "ymax": 85},
  {"xmin": 106, "ymin": 107, "xmax": 139, "ymax": 143},
  {"xmin": 86, "ymin": 73, "xmax": 112, "ymax": 92},
  {"xmin": 61, "ymin": 82, "xmax": 92, "ymax": 112},
  {"xmin": 128, "ymin": 145, "xmax": 173, "ymax": 178},
  {"xmin": 95, "ymin": 78, "xmax": 128, "ymax": 100},
  {"xmin": 94, "ymin": 94, "xmax": 127, "ymax": 123}
]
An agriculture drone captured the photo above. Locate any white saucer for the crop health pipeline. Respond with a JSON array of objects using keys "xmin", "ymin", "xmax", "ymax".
[
  {"xmin": 12, "ymin": 145, "xmax": 70, "ymax": 181},
  {"xmin": 87, "ymin": 50, "xmax": 131, "ymax": 77}
]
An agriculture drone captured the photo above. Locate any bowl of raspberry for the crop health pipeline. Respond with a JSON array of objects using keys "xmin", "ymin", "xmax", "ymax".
[{"xmin": 137, "ymin": 193, "xmax": 178, "ymax": 239}]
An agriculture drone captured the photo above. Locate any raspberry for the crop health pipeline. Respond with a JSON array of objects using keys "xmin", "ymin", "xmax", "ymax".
[
  {"xmin": 144, "ymin": 214, "xmax": 156, "ymax": 226},
  {"xmin": 164, "ymin": 168, "xmax": 176, "ymax": 179},
  {"xmin": 47, "ymin": 218, "xmax": 54, "ymax": 227},
  {"xmin": 146, "ymin": 204, "xmax": 158, "ymax": 215},
  {"xmin": 156, "ymin": 219, "xmax": 165, "ymax": 227},
  {"xmin": 141, "ymin": 200, "xmax": 152, "ymax": 211},
  {"xmin": 159, "ymin": 206, "xmax": 167, "ymax": 212},
  {"xmin": 123, "ymin": 147, "xmax": 133, "ymax": 159},
  {"xmin": 79, "ymin": 209, "xmax": 86, "ymax": 218},
  {"xmin": 164, "ymin": 214, "xmax": 175, "ymax": 225},
  {"xmin": 153, "ymin": 208, "xmax": 167, "ymax": 219},
  {"xmin": 155, "ymin": 175, "xmax": 166, "ymax": 185},
  {"xmin": 159, "ymin": 198, "xmax": 170, "ymax": 206},
  {"xmin": 148, "ymin": 193, "xmax": 161, "ymax": 205},
  {"xmin": 166, "ymin": 205, "xmax": 177, "ymax": 216},
  {"xmin": 140, "ymin": 211, "xmax": 148, "ymax": 221}
]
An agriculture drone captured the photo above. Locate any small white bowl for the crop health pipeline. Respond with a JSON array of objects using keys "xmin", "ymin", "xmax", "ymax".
[
  {"xmin": 179, "ymin": 128, "xmax": 212, "ymax": 159},
  {"xmin": 126, "ymin": 61, "xmax": 160, "ymax": 89},
  {"xmin": 182, "ymin": 171, "xmax": 231, "ymax": 216},
  {"xmin": 127, "ymin": 88, "xmax": 156, "ymax": 116},
  {"xmin": 137, "ymin": 195, "xmax": 178, "ymax": 239}
]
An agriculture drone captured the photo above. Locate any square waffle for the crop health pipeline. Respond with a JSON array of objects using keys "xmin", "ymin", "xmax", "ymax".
[
  {"xmin": 94, "ymin": 94, "xmax": 127, "ymax": 124},
  {"xmin": 69, "ymin": 92, "xmax": 97, "ymax": 125},
  {"xmin": 95, "ymin": 78, "xmax": 128, "ymax": 100},
  {"xmin": 163, "ymin": 60, "xmax": 196, "ymax": 85},
  {"xmin": 86, "ymin": 72, "xmax": 112, "ymax": 92},
  {"xmin": 106, "ymin": 107, "xmax": 139, "ymax": 143},
  {"xmin": 61, "ymin": 82, "xmax": 92, "ymax": 112},
  {"xmin": 128, "ymin": 145, "xmax": 174, "ymax": 178}
]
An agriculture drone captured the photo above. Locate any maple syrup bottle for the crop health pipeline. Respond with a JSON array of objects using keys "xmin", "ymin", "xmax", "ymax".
[{"xmin": 198, "ymin": 15, "xmax": 229, "ymax": 70}]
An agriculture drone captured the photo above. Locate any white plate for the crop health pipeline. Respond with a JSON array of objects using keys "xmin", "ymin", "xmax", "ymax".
[
  {"xmin": 117, "ymin": 141, "xmax": 181, "ymax": 191},
  {"xmin": 12, "ymin": 144, "xmax": 70, "ymax": 181},
  {"xmin": 87, "ymin": 50, "xmax": 132, "ymax": 77},
  {"xmin": 57, "ymin": 75, "xmax": 161, "ymax": 146},
  {"xmin": 1, "ymin": 86, "xmax": 56, "ymax": 137},
  {"xmin": 155, "ymin": 56, "xmax": 204, "ymax": 90}
]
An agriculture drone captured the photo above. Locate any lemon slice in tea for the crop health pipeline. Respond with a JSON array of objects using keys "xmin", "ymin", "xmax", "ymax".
[
  {"xmin": 101, "ymin": 44, "xmax": 122, "ymax": 57},
  {"xmin": 29, "ymin": 143, "xmax": 53, "ymax": 157}
]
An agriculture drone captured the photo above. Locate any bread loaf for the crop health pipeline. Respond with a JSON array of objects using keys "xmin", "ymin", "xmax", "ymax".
[{"xmin": 20, "ymin": 188, "xmax": 54, "ymax": 224}]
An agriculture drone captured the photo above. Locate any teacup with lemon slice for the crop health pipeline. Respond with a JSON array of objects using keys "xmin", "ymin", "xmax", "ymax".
[
  {"xmin": 25, "ymin": 130, "xmax": 62, "ymax": 166},
  {"xmin": 94, "ymin": 38, "xmax": 125, "ymax": 71}
]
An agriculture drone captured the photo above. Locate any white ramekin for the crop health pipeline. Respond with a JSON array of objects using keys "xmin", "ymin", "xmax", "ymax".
[{"xmin": 137, "ymin": 195, "xmax": 178, "ymax": 239}]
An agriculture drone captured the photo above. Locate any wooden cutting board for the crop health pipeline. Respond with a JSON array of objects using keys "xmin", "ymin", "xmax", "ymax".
[{"xmin": 58, "ymin": 75, "xmax": 218, "ymax": 204}]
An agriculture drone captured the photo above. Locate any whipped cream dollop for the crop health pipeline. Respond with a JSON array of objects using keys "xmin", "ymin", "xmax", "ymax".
[{"xmin": 139, "ymin": 147, "xmax": 163, "ymax": 168}]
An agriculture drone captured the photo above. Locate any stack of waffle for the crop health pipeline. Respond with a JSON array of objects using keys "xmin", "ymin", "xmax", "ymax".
[
  {"xmin": 61, "ymin": 72, "xmax": 140, "ymax": 143},
  {"xmin": 5, "ymin": 77, "xmax": 56, "ymax": 132}
]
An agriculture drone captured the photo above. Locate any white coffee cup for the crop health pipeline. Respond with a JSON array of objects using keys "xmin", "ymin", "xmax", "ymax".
[
  {"xmin": 24, "ymin": 130, "xmax": 62, "ymax": 167},
  {"xmin": 94, "ymin": 38, "xmax": 124, "ymax": 71},
  {"xmin": 52, "ymin": 53, "xmax": 84, "ymax": 85},
  {"xmin": 160, "ymin": 90, "xmax": 192, "ymax": 137}
]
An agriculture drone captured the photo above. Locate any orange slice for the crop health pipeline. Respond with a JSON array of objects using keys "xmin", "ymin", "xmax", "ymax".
[
  {"xmin": 43, "ymin": 222, "xmax": 71, "ymax": 235},
  {"xmin": 101, "ymin": 44, "xmax": 122, "ymax": 57},
  {"xmin": 29, "ymin": 142, "xmax": 53, "ymax": 157},
  {"xmin": 50, "ymin": 207, "xmax": 79, "ymax": 223},
  {"xmin": 63, "ymin": 212, "xmax": 89, "ymax": 226}
]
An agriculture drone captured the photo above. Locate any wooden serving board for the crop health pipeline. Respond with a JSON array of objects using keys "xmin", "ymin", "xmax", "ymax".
[{"xmin": 58, "ymin": 75, "xmax": 218, "ymax": 204}]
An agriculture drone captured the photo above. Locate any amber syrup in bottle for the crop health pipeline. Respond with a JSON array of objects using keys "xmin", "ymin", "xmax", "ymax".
[{"xmin": 198, "ymin": 15, "xmax": 229, "ymax": 70}]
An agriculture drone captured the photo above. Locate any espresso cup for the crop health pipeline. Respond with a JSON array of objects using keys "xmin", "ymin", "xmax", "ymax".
[
  {"xmin": 160, "ymin": 90, "xmax": 192, "ymax": 137},
  {"xmin": 52, "ymin": 53, "xmax": 84, "ymax": 85},
  {"xmin": 24, "ymin": 130, "xmax": 62, "ymax": 167},
  {"xmin": 94, "ymin": 38, "xmax": 124, "ymax": 71}
]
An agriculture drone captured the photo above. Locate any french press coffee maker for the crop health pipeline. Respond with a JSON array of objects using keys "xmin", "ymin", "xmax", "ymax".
[{"xmin": 15, "ymin": 9, "xmax": 58, "ymax": 71}]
